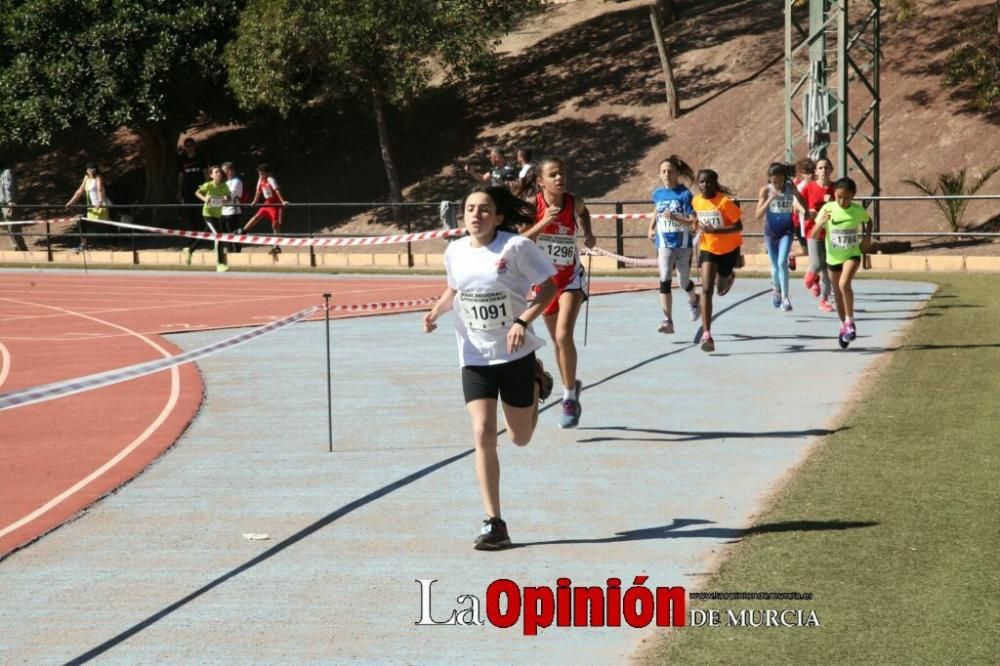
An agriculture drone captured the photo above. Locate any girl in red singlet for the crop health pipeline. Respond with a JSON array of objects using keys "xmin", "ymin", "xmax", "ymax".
[{"xmin": 519, "ymin": 157, "xmax": 596, "ymax": 429}]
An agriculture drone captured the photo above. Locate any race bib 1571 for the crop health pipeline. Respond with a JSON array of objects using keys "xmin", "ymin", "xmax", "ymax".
[{"xmin": 697, "ymin": 211, "xmax": 723, "ymax": 230}]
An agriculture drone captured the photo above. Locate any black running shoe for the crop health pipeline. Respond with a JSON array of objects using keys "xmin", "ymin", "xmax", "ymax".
[
  {"xmin": 534, "ymin": 358, "xmax": 554, "ymax": 402},
  {"xmin": 474, "ymin": 517, "xmax": 511, "ymax": 550}
]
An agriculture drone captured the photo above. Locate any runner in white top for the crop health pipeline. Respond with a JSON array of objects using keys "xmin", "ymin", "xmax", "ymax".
[{"xmin": 424, "ymin": 186, "xmax": 558, "ymax": 550}]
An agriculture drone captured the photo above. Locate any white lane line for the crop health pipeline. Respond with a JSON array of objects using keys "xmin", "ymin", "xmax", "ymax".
[{"xmin": 0, "ymin": 298, "xmax": 182, "ymax": 541}]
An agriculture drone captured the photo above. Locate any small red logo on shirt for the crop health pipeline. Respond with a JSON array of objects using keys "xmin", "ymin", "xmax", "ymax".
[{"xmin": 495, "ymin": 258, "xmax": 508, "ymax": 274}]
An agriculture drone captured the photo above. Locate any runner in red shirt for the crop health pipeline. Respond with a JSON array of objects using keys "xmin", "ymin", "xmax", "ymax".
[
  {"xmin": 519, "ymin": 157, "xmax": 596, "ymax": 429},
  {"xmin": 241, "ymin": 163, "xmax": 288, "ymax": 256},
  {"xmin": 800, "ymin": 157, "xmax": 836, "ymax": 312}
]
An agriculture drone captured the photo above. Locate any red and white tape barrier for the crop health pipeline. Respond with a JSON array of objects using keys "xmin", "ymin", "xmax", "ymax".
[
  {"xmin": 0, "ymin": 216, "xmax": 80, "ymax": 227},
  {"xmin": 582, "ymin": 247, "xmax": 659, "ymax": 267},
  {"xmin": 86, "ymin": 217, "xmax": 465, "ymax": 247},
  {"xmin": 0, "ymin": 305, "xmax": 318, "ymax": 411},
  {"xmin": 590, "ymin": 213, "xmax": 653, "ymax": 220},
  {"xmin": 326, "ymin": 297, "xmax": 438, "ymax": 313}
]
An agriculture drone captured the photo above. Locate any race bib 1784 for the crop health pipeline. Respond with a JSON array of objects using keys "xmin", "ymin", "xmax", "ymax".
[{"xmin": 829, "ymin": 229, "xmax": 859, "ymax": 249}]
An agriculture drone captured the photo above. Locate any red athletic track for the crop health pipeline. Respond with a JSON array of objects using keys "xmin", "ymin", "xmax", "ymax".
[{"xmin": 0, "ymin": 271, "xmax": 650, "ymax": 557}]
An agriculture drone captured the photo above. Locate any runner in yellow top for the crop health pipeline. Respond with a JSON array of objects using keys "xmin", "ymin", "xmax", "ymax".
[
  {"xmin": 181, "ymin": 165, "xmax": 232, "ymax": 272},
  {"xmin": 692, "ymin": 169, "xmax": 743, "ymax": 352},
  {"xmin": 814, "ymin": 177, "xmax": 873, "ymax": 348}
]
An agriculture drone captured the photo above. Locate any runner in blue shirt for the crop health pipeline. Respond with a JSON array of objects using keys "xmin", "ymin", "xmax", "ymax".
[{"xmin": 647, "ymin": 155, "xmax": 700, "ymax": 334}]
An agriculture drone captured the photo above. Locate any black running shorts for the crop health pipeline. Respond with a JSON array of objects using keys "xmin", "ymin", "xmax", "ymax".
[
  {"xmin": 699, "ymin": 247, "xmax": 741, "ymax": 277},
  {"xmin": 462, "ymin": 352, "xmax": 536, "ymax": 408}
]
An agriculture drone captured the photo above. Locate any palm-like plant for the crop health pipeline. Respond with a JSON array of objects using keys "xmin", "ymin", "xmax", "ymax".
[{"xmin": 901, "ymin": 165, "xmax": 1000, "ymax": 232}]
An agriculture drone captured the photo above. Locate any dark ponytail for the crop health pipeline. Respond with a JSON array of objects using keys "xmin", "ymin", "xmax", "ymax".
[
  {"xmin": 697, "ymin": 168, "xmax": 734, "ymax": 196},
  {"xmin": 463, "ymin": 185, "xmax": 536, "ymax": 234},
  {"xmin": 661, "ymin": 155, "xmax": 696, "ymax": 181}
]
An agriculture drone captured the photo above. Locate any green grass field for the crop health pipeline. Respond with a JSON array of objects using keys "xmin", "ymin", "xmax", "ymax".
[{"xmin": 646, "ymin": 273, "xmax": 1000, "ymax": 665}]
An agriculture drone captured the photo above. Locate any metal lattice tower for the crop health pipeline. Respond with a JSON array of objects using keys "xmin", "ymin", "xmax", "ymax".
[{"xmin": 784, "ymin": 0, "xmax": 882, "ymax": 229}]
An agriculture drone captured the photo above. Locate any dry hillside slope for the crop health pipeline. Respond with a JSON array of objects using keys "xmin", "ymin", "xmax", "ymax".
[{"xmin": 6, "ymin": 0, "xmax": 998, "ymax": 256}]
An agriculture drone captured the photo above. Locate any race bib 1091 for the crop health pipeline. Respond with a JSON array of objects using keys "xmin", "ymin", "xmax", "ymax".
[{"xmin": 459, "ymin": 290, "xmax": 513, "ymax": 331}]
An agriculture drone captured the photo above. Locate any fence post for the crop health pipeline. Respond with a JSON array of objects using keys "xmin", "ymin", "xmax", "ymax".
[
  {"xmin": 308, "ymin": 205, "xmax": 316, "ymax": 268},
  {"xmin": 130, "ymin": 206, "xmax": 138, "ymax": 265},
  {"xmin": 615, "ymin": 201, "xmax": 625, "ymax": 269},
  {"xmin": 45, "ymin": 212, "xmax": 52, "ymax": 263},
  {"xmin": 405, "ymin": 204, "xmax": 414, "ymax": 268}
]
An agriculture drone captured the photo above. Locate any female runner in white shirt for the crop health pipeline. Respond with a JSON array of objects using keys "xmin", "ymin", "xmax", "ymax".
[{"xmin": 423, "ymin": 186, "xmax": 559, "ymax": 550}]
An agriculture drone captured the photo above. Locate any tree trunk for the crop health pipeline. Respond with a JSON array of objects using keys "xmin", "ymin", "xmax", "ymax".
[
  {"xmin": 371, "ymin": 86, "xmax": 404, "ymax": 225},
  {"xmin": 135, "ymin": 125, "xmax": 179, "ymax": 204},
  {"xmin": 649, "ymin": 5, "xmax": 680, "ymax": 119}
]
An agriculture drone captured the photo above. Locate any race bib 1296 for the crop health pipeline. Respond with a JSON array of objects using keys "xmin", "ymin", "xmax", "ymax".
[{"xmin": 537, "ymin": 234, "xmax": 577, "ymax": 266}]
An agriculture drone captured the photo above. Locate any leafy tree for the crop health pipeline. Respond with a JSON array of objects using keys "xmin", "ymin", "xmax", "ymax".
[
  {"xmin": 0, "ymin": 1, "xmax": 244, "ymax": 202},
  {"xmin": 902, "ymin": 165, "xmax": 1000, "ymax": 232},
  {"xmin": 946, "ymin": 1, "xmax": 1000, "ymax": 112},
  {"xmin": 225, "ymin": 0, "xmax": 544, "ymax": 217}
]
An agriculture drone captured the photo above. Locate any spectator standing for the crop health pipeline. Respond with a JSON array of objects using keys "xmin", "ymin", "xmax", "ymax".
[
  {"xmin": 1, "ymin": 161, "xmax": 28, "ymax": 251},
  {"xmin": 513, "ymin": 148, "xmax": 537, "ymax": 201},
  {"xmin": 221, "ymin": 162, "xmax": 243, "ymax": 254},
  {"xmin": 516, "ymin": 148, "xmax": 535, "ymax": 181},
  {"xmin": 177, "ymin": 137, "xmax": 207, "ymax": 231},
  {"xmin": 464, "ymin": 147, "xmax": 517, "ymax": 189},
  {"xmin": 65, "ymin": 162, "xmax": 109, "ymax": 252}
]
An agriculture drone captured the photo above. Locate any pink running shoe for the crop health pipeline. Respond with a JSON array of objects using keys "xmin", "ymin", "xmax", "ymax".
[
  {"xmin": 819, "ymin": 299, "xmax": 835, "ymax": 313},
  {"xmin": 700, "ymin": 331, "xmax": 715, "ymax": 352}
]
